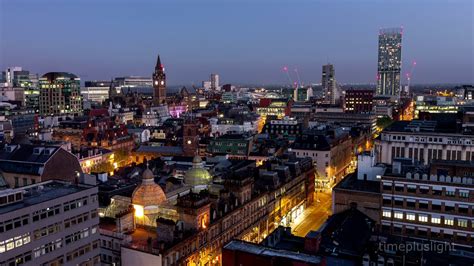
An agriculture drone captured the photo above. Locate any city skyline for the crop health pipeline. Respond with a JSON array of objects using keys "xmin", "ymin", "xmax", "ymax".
[{"xmin": 1, "ymin": 0, "xmax": 472, "ymax": 86}]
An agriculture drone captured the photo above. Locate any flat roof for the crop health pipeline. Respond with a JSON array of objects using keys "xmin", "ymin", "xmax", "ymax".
[
  {"xmin": 334, "ymin": 172, "xmax": 380, "ymax": 193},
  {"xmin": 224, "ymin": 240, "xmax": 322, "ymax": 264},
  {"xmin": 0, "ymin": 180, "xmax": 94, "ymax": 215}
]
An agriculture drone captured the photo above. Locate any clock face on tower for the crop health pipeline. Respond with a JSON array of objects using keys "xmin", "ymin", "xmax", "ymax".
[
  {"xmin": 187, "ymin": 140, "xmax": 192, "ymax": 145},
  {"xmin": 154, "ymin": 80, "xmax": 158, "ymax": 85},
  {"xmin": 160, "ymin": 81, "xmax": 165, "ymax": 85}
]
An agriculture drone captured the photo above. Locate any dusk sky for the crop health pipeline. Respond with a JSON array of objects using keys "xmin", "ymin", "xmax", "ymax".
[{"xmin": 1, "ymin": 0, "xmax": 472, "ymax": 86}]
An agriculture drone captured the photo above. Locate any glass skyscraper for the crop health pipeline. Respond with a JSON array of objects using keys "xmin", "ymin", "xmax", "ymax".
[
  {"xmin": 39, "ymin": 72, "xmax": 82, "ymax": 116},
  {"xmin": 376, "ymin": 28, "xmax": 402, "ymax": 96}
]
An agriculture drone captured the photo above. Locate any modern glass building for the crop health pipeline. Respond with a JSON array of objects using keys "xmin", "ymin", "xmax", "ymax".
[
  {"xmin": 322, "ymin": 64, "xmax": 337, "ymax": 104},
  {"xmin": 376, "ymin": 28, "xmax": 402, "ymax": 96},
  {"xmin": 81, "ymin": 81, "xmax": 112, "ymax": 103},
  {"xmin": 39, "ymin": 72, "xmax": 82, "ymax": 116}
]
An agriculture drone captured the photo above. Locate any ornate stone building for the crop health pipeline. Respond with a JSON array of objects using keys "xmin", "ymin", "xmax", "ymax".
[{"xmin": 120, "ymin": 156, "xmax": 315, "ymax": 266}]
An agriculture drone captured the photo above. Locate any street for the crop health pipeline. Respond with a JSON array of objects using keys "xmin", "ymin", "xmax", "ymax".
[{"xmin": 291, "ymin": 190, "xmax": 332, "ymax": 237}]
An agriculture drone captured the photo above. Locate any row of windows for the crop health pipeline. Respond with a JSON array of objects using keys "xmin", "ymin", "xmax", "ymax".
[
  {"xmin": 64, "ymin": 197, "xmax": 88, "ymax": 212},
  {"xmin": 65, "ymin": 240, "xmax": 99, "ymax": 262},
  {"xmin": 388, "ymin": 134, "xmax": 473, "ymax": 145},
  {"xmin": 13, "ymin": 177, "xmax": 36, "ymax": 187},
  {"xmin": 295, "ymin": 151, "xmax": 329, "ymax": 158},
  {"xmin": 33, "ymin": 205, "xmax": 61, "ymax": 222},
  {"xmin": 34, "ymin": 223, "xmax": 61, "ymax": 240},
  {"xmin": 267, "ymin": 130, "xmax": 298, "ymax": 135},
  {"xmin": 0, "ymin": 215, "xmax": 29, "ymax": 233},
  {"xmin": 0, "ymin": 192, "xmax": 22, "ymax": 206},
  {"xmin": 64, "ymin": 212, "xmax": 89, "ymax": 229},
  {"xmin": 382, "ymin": 211, "xmax": 472, "ymax": 228},
  {"xmin": 65, "ymin": 228, "xmax": 90, "ymax": 245},
  {"xmin": 0, "ymin": 234, "xmax": 31, "ymax": 254},
  {"xmin": 0, "ymin": 251, "xmax": 32, "ymax": 266},
  {"xmin": 382, "ymin": 198, "xmax": 470, "ymax": 213},
  {"xmin": 33, "ymin": 239, "xmax": 62, "ymax": 259},
  {"xmin": 383, "ymin": 184, "xmax": 470, "ymax": 198},
  {"xmin": 382, "ymin": 224, "xmax": 472, "ymax": 241}
]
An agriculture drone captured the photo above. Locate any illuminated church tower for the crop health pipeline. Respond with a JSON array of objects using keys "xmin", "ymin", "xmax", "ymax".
[{"xmin": 153, "ymin": 54, "xmax": 166, "ymax": 105}]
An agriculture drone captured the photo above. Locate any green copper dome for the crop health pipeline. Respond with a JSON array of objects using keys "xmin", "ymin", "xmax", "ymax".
[{"xmin": 184, "ymin": 156, "xmax": 212, "ymax": 186}]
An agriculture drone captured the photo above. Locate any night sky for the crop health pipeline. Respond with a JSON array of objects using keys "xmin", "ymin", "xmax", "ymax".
[{"xmin": 1, "ymin": 0, "xmax": 472, "ymax": 85}]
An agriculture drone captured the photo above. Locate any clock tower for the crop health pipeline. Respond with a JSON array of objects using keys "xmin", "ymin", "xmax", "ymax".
[
  {"xmin": 153, "ymin": 54, "xmax": 166, "ymax": 105},
  {"xmin": 183, "ymin": 118, "xmax": 199, "ymax": 157}
]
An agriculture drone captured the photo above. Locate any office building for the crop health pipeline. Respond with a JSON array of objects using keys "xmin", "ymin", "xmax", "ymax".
[
  {"xmin": 1, "ymin": 67, "xmax": 37, "ymax": 88},
  {"xmin": 376, "ymin": 28, "xmax": 402, "ymax": 96},
  {"xmin": 262, "ymin": 116, "xmax": 303, "ymax": 140},
  {"xmin": 39, "ymin": 72, "xmax": 82, "ymax": 116},
  {"xmin": 210, "ymin": 73, "xmax": 219, "ymax": 90},
  {"xmin": 256, "ymin": 98, "xmax": 292, "ymax": 120},
  {"xmin": 455, "ymin": 85, "xmax": 474, "ymax": 102},
  {"xmin": 24, "ymin": 87, "xmax": 40, "ymax": 113},
  {"xmin": 414, "ymin": 95, "xmax": 459, "ymax": 118},
  {"xmin": 343, "ymin": 89, "xmax": 374, "ymax": 114},
  {"xmin": 202, "ymin": 81, "xmax": 211, "ymax": 90},
  {"xmin": 0, "ymin": 87, "xmax": 24, "ymax": 103},
  {"xmin": 0, "ymin": 180, "xmax": 100, "ymax": 266},
  {"xmin": 374, "ymin": 118, "xmax": 474, "ymax": 165},
  {"xmin": 311, "ymin": 110, "xmax": 377, "ymax": 133},
  {"xmin": 82, "ymin": 81, "xmax": 112, "ymax": 103},
  {"xmin": 321, "ymin": 64, "xmax": 339, "ymax": 104},
  {"xmin": 152, "ymin": 54, "xmax": 166, "ymax": 105},
  {"xmin": 381, "ymin": 160, "xmax": 473, "ymax": 246},
  {"xmin": 114, "ymin": 76, "xmax": 153, "ymax": 89}
]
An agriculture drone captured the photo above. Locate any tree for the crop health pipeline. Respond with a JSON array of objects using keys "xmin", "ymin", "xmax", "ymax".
[{"xmin": 376, "ymin": 116, "xmax": 394, "ymax": 131}]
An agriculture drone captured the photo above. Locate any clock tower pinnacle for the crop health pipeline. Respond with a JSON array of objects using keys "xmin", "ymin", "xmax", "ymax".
[{"xmin": 153, "ymin": 54, "xmax": 166, "ymax": 105}]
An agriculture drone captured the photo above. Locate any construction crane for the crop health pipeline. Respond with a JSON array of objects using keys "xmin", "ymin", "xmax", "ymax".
[
  {"xmin": 406, "ymin": 61, "xmax": 417, "ymax": 94},
  {"xmin": 282, "ymin": 66, "xmax": 294, "ymax": 87},
  {"xmin": 294, "ymin": 67, "xmax": 302, "ymax": 88}
]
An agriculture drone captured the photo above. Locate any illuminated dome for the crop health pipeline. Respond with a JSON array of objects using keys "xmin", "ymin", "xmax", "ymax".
[
  {"xmin": 184, "ymin": 156, "xmax": 212, "ymax": 186},
  {"xmin": 132, "ymin": 168, "xmax": 166, "ymax": 207}
]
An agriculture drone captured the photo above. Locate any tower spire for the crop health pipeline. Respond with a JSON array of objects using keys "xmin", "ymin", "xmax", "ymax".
[
  {"xmin": 109, "ymin": 78, "xmax": 116, "ymax": 97},
  {"xmin": 156, "ymin": 54, "xmax": 163, "ymax": 70},
  {"xmin": 152, "ymin": 53, "xmax": 166, "ymax": 105}
]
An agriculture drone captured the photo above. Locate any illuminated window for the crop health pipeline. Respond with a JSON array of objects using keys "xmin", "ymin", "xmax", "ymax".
[
  {"xmin": 406, "ymin": 213, "xmax": 415, "ymax": 221},
  {"xmin": 382, "ymin": 210, "xmax": 391, "ymax": 218},
  {"xmin": 418, "ymin": 215, "xmax": 428, "ymax": 223},
  {"xmin": 458, "ymin": 219, "xmax": 468, "ymax": 228},
  {"xmin": 445, "ymin": 218, "xmax": 454, "ymax": 226},
  {"xmin": 394, "ymin": 212, "xmax": 403, "ymax": 219}
]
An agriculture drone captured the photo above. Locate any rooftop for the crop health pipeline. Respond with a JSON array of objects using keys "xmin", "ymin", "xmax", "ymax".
[
  {"xmin": 224, "ymin": 240, "xmax": 322, "ymax": 264},
  {"xmin": 0, "ymin": 144, "xmax": 59, "ymax": 164},
  {"xmin": 384, "ymin": 120, "xmax": 459, "ymax": 134},
  {"xmin": 319, "ymin": 208, "xmax": 374, "ymax": 258},
  {"xmin": 334, "ymin": 172, "xmax": 380, "ymax": 194},
  {"xmin": 0, "ymin": 180, "xmax": 93, "ymax": 215},
  {"xmin": 136, "ymin": 145, "xmax": 183, "ymax": 155},
  {"xmin": 40, "ymin": 72, "xmax": 79, "ymax": 81}
]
